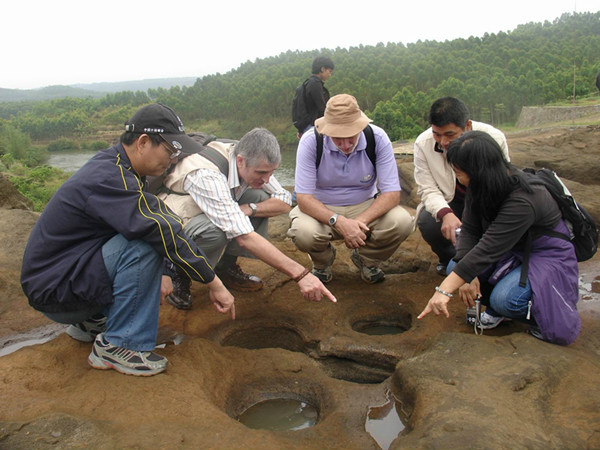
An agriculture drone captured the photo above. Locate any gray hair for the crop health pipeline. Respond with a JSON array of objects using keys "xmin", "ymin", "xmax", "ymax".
[{"xmin": 234, "ymin": 128, "xmax": 281, "ymax": 167}]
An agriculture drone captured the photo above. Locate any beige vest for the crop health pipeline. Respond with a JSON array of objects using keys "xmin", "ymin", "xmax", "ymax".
[{"xmin": 159, "ymin": 141, "xmax": 232, "ymax": 226}]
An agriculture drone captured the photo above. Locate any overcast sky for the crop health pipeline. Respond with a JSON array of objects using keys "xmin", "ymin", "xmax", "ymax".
[{"xmin": 2, "ymin": 0, "xmax": 597, "ymax": 90}]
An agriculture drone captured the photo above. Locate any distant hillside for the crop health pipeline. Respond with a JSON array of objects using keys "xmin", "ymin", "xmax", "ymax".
[
  {"xmin": 0, "ymin": 77, "xmax": 199, "ymax": 103},
  {"xmin": 0, "ymin": 85, "xmax": 104, "ymax": 103},
  {"xmin": 71, "ymin": 77, "xmax": 198, "ymax": 93}
]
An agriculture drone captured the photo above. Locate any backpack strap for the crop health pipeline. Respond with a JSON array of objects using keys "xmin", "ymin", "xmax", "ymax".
[
  {"xmin": 315, "ymin": 128, "xmax": 324, "ymax": 169},
  {"xmin": 315, "ymin": 125, "xmax": 376, "ymax": 169},
  {"xmin": 198, "ymin": 145, "xmax": 229, "ymax": 178},
  {"xmin": 363, "ymin": 124, "xmax": 376, "ymax": 169}
]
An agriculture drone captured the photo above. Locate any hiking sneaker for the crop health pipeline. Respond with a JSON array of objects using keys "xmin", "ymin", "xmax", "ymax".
[
  {"xmin": 167, "ymin": 268, "xmax": 193, "ymax": 310},
  {"xmin": 351, "ymin": 249, "xmax": 385, "ymax": 284},
  {"xmin": 479, "ymin": 311, "xmax": 511, "ymax": 329},
  {"xmin": 66, "ymin": 314, "xmax": 107, "ymax": 342},
  {"xmin": 215, "ymin": 263, "xmax": 263, "ymax": 292},
  {"xmin": 88, "ymin": 333, "xmax": 167, "ymax": 376},
  {"xmin": 311, "ymin": 246, "xmax": 336, "ymax": 284}
]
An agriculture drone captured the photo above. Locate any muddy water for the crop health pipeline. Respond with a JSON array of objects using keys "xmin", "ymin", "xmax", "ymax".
[
  {"xmin": 365, "ymin": 390, "xmax": 407, "ymax": 450},
  {"xmin": 47, "ymin": 145, "xmax": 298, "ymax": 186},
  {"xmin": 237, "ymin": 398, "xmax": 318, "ymax": 431}
]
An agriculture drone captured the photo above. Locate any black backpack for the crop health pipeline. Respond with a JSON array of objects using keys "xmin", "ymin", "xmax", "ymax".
[
  {"xmin": 524, "ymin": 167, "xmax": 598, "ymax": 262},
  {"xmin": 315, "ymin": 125, "xmax": 376, "ymax": 170},
  {"xmin": 291, "ymin": 78, "xmax": 312, "ymax": 133}
]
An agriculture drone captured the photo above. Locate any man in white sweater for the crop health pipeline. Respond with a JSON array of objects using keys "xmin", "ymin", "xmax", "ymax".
[{"xmin": 413, "ymin": 97, "xmax": 510, "ymax": 275}]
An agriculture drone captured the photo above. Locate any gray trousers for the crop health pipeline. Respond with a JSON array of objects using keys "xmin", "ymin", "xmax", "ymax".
[{"xmin": 183, "ymin": 189, "xmax": 270, "ymax": 267}]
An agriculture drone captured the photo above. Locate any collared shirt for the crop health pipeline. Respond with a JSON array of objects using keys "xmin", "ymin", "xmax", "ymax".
[
  {"xmin": 184, "ymin": 155, "xmax": 291, "ymax": 239},
  {"xmin": 414, "ymin": 121, "xmax": 509, "ymax": 219},
  {"xmin": 294, "ymin": 124, "xmax": 400, "ymax": 206}
]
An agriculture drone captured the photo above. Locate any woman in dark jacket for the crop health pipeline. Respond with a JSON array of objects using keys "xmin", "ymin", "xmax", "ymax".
[{"xmin": 418, "ymin": 131, "xmax": 580, "ymax": 345}]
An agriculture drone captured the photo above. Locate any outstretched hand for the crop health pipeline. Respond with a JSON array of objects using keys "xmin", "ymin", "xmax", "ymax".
[
  {"xmin": 208, "ymin": 278, "xmax": 236, "ymax": 320},
  {"xmin": 417, "ymin": 292, "xmax": 451, "ymax": 319},
  {"xmin": 298, "ymin": 273, "xmax": 337, "ymax": 303}
]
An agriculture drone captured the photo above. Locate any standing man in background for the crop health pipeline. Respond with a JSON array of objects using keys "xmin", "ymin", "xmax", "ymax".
[{"xmin": 293, "ymin": 56, "xmax": 335, "ymax": 138}]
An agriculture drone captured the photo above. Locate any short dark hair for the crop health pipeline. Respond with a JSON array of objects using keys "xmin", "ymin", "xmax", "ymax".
[
  {"xmin": 312, "ymin": 56, "xmax": 335, "ymax": 74},
  {"xmin": 428, "ymin": 97, "xmax": 470, "ymax": 128},
  {"xmin": 120, "ymin": 132, "xmax": 162, "ymax": 146}
]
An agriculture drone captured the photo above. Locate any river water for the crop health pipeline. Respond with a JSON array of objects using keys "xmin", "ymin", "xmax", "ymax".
[{"xmin": 47, "ymin": 145, "xmax": 298, "ymax": 187}]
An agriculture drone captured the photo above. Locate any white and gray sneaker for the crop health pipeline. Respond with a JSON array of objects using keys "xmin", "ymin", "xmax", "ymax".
[
  {"xmin": 66, "ymin": 314, "xmax": 107, "ymax": 342},
  {"xmin": 479, "ymin": 311, "xmax": 511, "ymax": 329},
  {"xmin": 88, "ymin": 333, "xmax": 167, "ymax": 376}
]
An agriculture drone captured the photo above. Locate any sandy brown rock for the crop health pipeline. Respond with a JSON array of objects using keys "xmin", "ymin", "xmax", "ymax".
[{"xmin": 1, "ymin": 125, "xmax": 599, "ymax": 450}]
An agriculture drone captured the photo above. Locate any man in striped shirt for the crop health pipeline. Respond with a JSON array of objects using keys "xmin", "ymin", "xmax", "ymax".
[{"xmin": 160, "ymin": 128, "xmax": 336, "ymax": 309}]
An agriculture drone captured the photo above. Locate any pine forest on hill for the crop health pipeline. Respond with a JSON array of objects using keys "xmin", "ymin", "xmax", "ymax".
[{"xmin": 1, "ymin": 11, "xmax": 599, "ymax": 150}]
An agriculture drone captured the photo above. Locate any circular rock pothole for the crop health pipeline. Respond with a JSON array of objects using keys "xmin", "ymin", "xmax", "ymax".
[
  {"xmin": 237, "ymin": 397, "xmax": 319, "ymax": 431},
  {"xmin": 226, "ymin": 379, "xmax": 325, "ymax": 432},
  {"xmin": 351, "ymin": 310, "xmax": 412, "ymax": 336}
]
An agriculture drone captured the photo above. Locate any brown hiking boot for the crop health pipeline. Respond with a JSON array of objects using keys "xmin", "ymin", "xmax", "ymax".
[{"xmin": 215, "ymin": 264, "xmax": 263, "ymax": 292}]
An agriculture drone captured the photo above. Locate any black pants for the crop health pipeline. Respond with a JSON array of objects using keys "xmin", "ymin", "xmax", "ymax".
[{"xmin": 417, "ymin": 198, "xmax": 464, "ymax": 266}]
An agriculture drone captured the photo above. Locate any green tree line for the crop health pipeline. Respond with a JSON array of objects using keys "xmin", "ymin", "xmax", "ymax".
[{"xmin": 1, "ymin": 11, "xmax": 599, "ymax": 146}]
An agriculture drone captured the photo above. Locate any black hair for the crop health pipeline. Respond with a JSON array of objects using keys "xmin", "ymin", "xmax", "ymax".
[
  {"xmin": 312, "ymin": 56, "xmax": 335, "ymax": 74},
  {"xmin": 120, "ymin": 132, "xmax": 162, "ymax": 146},
  {"xmin": 446, "ymin": 130, "xmax": 531, "ymax": 221},
  {"xmin": 428, "ymin": 97, "xmax": 470, "ymax": 128}
]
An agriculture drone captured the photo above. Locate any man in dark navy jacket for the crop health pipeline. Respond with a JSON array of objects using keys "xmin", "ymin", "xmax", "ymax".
[{"xmin": 21, "ymin": 103, "xmax": 235, "ymax": 376}]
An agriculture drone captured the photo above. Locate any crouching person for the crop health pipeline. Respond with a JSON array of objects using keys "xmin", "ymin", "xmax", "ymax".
[
  {"xmin": 21, "ymin": 103, "xmax": 235, "ymax": 376},
  {"xmin": 160, "ymin": 127, "xmax": 336, "ymax": 309},
  {"xmin": 417, "ymin": 131, "xmax": 580, "ymax": 345},
  {"xmin": 288, "ymin": 94, "xmax": 414, "ymax": 284}
]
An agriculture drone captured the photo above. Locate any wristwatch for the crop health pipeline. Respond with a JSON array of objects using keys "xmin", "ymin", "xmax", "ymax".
[
  {"xmin": 329, "ymin": 213, "xmax": 339, "ymax": 227},
  {"xmin": 249, "ymin": 203, "xmax": 258, "ymax": 217}
]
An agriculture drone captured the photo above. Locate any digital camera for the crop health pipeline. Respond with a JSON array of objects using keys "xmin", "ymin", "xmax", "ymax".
[{"xmin": 465, "ymin": 299, "xmax": 481, "ymax": 326}]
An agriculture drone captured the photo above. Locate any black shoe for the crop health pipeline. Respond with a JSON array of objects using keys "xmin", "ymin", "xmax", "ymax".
[
  {"xmin": 167, "ymin": 269, "xmax": 193, "ymax": 310},
  {"xmin": 215, "ymin": 264, "xmax": 263, "ymax": 292},
  {"xmin": 436, "ymin": 263, "xmax": 447, "ymax": 276}
]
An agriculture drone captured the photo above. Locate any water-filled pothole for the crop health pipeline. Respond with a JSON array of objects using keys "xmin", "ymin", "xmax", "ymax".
[
  {"xmin": 237, "ymin": 398, "xmax": 319, "ymax": 431},
  {"xmin": 352, "ymin": 314, "xmax": 411, "ymax": 336},
  {"xmin": 365, "ymin": 390, "xmax": 409, "ymax": 450}
]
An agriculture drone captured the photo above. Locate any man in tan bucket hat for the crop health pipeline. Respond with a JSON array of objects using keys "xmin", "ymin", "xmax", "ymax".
[{"xmin": 288, "ymin": 94, "xmax": 414, "ymax": 284}]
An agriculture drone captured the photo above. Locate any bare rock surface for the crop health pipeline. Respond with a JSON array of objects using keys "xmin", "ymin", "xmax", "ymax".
[{"xmin": 0, "ymin": 125, "xmax": 599, "ymax": 450}]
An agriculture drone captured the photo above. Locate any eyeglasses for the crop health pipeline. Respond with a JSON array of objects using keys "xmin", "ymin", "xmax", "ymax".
[{"xmin": 159, "ymin": 139, "xmax": 181, "ymax": 160}]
